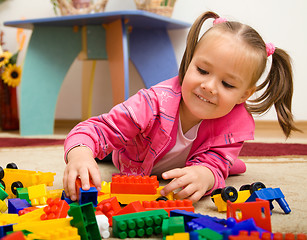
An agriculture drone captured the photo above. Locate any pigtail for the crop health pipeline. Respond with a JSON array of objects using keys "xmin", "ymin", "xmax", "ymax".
[
  {"xmin": 179, "ymin": 11, "xmax": 219, "ymax": 82},
  {"xmin": 247, "ymin": 48, "xmax": 300, "ymax": 137}
]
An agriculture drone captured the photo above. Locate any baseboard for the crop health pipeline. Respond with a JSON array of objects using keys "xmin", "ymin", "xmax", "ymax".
[
  {"xmin": 54, "ymin": 119, "xmax": 81, "ymax": 129},
  {"xmin": 255, "ymin": 120, "xmax": 307, "ymax": 132},
  {"xmin": 55, "ymin": 119, "xmax": 306, "ymax": 132}
]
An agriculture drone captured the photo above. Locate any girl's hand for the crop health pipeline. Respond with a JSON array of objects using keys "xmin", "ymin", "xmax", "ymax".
[
  {"xmin": 160, "ymin": 165, "xmax": 215, "ymax": 203},
  {"xmin": 63, "ymin": 146, "xmax": 101, "ymax": 201}
]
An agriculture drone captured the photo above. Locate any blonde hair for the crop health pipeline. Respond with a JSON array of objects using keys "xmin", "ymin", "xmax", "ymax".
[{"xmin": 179, "ymin": 11, "xmax": 299, "ymax": 138}]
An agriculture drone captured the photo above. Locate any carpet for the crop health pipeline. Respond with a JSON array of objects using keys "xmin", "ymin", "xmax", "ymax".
[
  {"xmin": 0, "ymin": 145, "xmax": 306, "ymax": 235},
  {"xmin": 1, "ymin": 137, "xmax": 307, "ymax": 157}
]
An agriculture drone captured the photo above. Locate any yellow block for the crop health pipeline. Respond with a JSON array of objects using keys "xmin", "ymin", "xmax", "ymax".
[
  {"xmin": 14, "ymin": 217, "xmax": 73, "ymax": 232},
  {"xmin": 166, "ymin": 232, "xmax": 190, "ymax": 240}
]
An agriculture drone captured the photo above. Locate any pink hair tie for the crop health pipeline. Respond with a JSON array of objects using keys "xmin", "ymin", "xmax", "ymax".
[
  {"xmin": 266, "ymin": 43, "xmax": 275, "ymax": 57},
  {"xmin": 213, "ymin": 17, "xmax": 227, "ymax": 25}
]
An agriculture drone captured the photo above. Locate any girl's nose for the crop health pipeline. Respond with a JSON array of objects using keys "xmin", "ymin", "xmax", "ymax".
[{"xmin": 200, "ymin": 78, "xmax": 217, "ymax": 95}]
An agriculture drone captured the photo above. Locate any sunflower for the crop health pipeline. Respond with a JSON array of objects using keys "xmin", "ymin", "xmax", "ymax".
[
  {"xmin": 2, "ymin": 64, "xmax": 22, "ymax": 87},
  {"xmin": 0, "ymin": 51, "xmax": 12, "ymax": 68}
]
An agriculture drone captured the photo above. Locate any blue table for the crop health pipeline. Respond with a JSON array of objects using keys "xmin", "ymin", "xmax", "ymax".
[{"xmin": 4, "ymin": 10, "xmax": 190, "ymax": 136}]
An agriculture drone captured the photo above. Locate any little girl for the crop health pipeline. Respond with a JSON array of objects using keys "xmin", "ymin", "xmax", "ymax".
[{"xmin": 63, "ymin": 11, "xmax": 298, "ymax": 203}]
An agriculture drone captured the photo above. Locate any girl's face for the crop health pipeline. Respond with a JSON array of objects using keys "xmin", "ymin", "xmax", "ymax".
[{"xmin": 180, "ymin": 31, "xmax": 256, "ymax": 126}]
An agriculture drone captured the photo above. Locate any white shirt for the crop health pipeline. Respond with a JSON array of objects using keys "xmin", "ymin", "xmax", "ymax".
[{"xmin": 151, "ymin": 117, "xmax": 202, "ymax": 176}]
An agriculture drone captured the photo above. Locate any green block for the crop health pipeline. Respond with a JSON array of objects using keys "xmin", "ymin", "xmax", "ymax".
[
  {"xmin": 113, "ymin": 209, "xmax": 169, "ymax": 239},
  {"xmin": 195, "ymin": 228, "xmax": 223, "ymax": 240},
  {"xmin": 16, "ymin": 188, "xmax": 30, "ymax": 203},
  {"xmin": 0, "ymin": 186, "xmax": 8, "ymax": 201},
  {"xmin": 68, "ymin": 202, "xmax": 100, "ymax": 240},
  {"xmin": 162, "ymin": 216, "xmax": 185, "ymax": 237}
]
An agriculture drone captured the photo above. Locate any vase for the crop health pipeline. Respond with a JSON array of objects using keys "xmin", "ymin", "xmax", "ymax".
[{"xmin": 0, "ymin": 74, "xmax": 19, "ymax": 131}]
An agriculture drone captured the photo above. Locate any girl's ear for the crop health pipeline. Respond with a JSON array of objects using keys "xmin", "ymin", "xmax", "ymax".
[{"xmin": 237, "ymin": 86, "xmax": 256, "ymax": 104}]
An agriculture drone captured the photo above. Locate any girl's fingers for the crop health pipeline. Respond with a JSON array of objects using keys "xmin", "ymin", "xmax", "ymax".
[
  {"xmin": 162, "ymin": 168, "xmax": 184, "ymax": 180},
  {"xmin": 161, "ymin": 174, "xmax": 190, "ymax": 196},
  {"xmin": 67, "ymin": 170, "xmax": 79, "ymax": 201},
  {"xmin": 89, "ymin": 167, "xmax": 102, "ymax": 192}
]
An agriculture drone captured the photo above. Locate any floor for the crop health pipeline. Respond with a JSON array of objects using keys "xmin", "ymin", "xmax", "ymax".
[{"xmin": 1, "ymin": 120, "xmax": 306, "ymax": 143}]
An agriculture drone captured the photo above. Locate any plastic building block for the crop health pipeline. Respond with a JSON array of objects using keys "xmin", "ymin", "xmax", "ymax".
[
  {"xmin": 15, "ymin": 207, "xmax": 46, "ymax": 223},
  {"xmin": 227, "ymin": 199, "xmax": 272, "ymax": 232},
  {"xmin": 111, "ymin": 175, "xmax": 159, "ymax": 194},
  {"xmin": 28, "ymin": 183, "xmax": 48, "ymax": 206},
  {"xmin": 95, "ymin": 196, "xmax": 121, "ymax": 226},
  {"xmin": 0, "ymin": 184, "xmax": 8, "ymax": 200},
  {"xmin": 0, "ymin": 199, "xmax": 8, "ymax": 213},
  {"xmin": 0, "ymin": 223, "xmax": 14, "ymax": 238},
  {"xmin": 111, "ymin": 186, "xmax": 174, "ymax": 205},
  {"xmin": 16, "ymin": 188, "xmax": 30, "ymax": 203},
  {"xmin": 18, "ymin": 206, "xmax": 39, "ymax": 216},
  {"xmin": 246, "ymin": 188, "xmax": 291, "ymax": 214},
  {"xmin": 170, "ymin": 209, "xmax": 204, "ymax": 231},
  {"xmin": 47, "ymin": 188, "xmax": 64, "ymax": 199},
  {"xmin": 13, "ymin": 217, "xmax": 73, "ymax": 232},
  {"xmin": 186, "ymin": 215, "xmax": 235, "ymax": 233},
  {"xmin": 0, "ymin": 213, "xmax": 19, "ymax": 226},
  {"xmin": 25, "ymin": 226, "xmax": 80, "ymax": 240},
  {"xmin": 162, "ymin": 216, "xmax": 185, "ymax": 237},
  {"xmin": 75, "ymin": 178, "xmax": 98, "ymax": 207},
  {"xmin": 40, "ymin": 197, "xmax": 70, "ymax": 220},
  {"xmin": 1, "ymin": 164, "xmax": 55, "ymax": 198},
  {"xmin": 194, "ymin": 228, "xmax": 223, "ymax": 240},
  {"xmin": 112, "ymin": 209, "xmax": 169, "ymax": 239},
  {"xmin": 0, "ymin": 231, "xmax": 26, "ymax": 240},
  {"xmin": 165, "ymin": 232, "xmax": 190, "ymax": 240},
  {"xmin": 68, "ymin": 202, "xmax": 101, "ymax": 240},
  {"xmin": 96, "ymin": 214, "xmax": 110, "ymax": 239},
  {"xmin": 229, "ymin": 230, "xmax": 261, "ymax": 240},
  {"xmin": 7, "ymin": 198, "xmax": 31, "ymax": 214},
  {"xmin": 230, "ymin": 218, "xmax": 269, "ymax": 236},
  {"xmin": 143, "ymin": 199, "xmax": 194, "ymax": 215},
  {"xmin": 116, "ymin": 201, "xmax": 146, "ymax": 215}
]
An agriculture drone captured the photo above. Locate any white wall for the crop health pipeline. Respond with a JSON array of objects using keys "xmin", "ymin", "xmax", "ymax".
[{"xmin": 1, "ymin": 0, "xmax": 306, "ymax": 121}]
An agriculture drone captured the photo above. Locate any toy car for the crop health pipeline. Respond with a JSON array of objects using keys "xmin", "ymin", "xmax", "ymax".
[
  {"xmin": 0, "ymin": 163, "xmax": 56, "ymax": 198},
  {"xmin": 210, "ymin": 182, "xmax": 266, "ymax": 212}
]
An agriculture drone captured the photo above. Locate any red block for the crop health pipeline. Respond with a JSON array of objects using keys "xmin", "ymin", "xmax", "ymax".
[
  {"xmin": 18, "ymin": 206, "xmax": 39, "ymax": 216},
  {"xmin": 95, "ymin": 197, "xmax": 121, "ymax": 226},
  {"xmin": 111, "ymin": 175, "xmax": 159, "ymax": 194},
  {"xmin": 1, "ymin": 231, "xmax": 26, "ymax": 240},
  {"xmin": 40, "ymin": 198, "xmax": 70, "ymax": 220},
  {"xmin": 227, "ymin": 199, "xmax": 271, "ymax": 232},
  {"xmin": 115, "ymin": 201, "xmax": 146, "ymax": 215},
  {"xmin": 229, "ymin": 231, "xmax": 260, "ymax": 240},
  {"xmin": 142, "ymin": 199, "xmax": 194, "ymax": 215}
]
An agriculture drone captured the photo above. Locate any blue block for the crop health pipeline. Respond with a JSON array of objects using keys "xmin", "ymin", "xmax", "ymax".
[
  {"xmin": 0, "ymin": 224, "xmax": 13, "ymax": 238},
  {"xmin": 246, "ymin": 188, "xmax": 291, "ymax": 214},
  {"xmin": 8, "ymin": 198, "xmax": 31, "ymax": 214},
  {"xmin": 79, "ymin": 187, "xmax": 98, "ymax": 207}
]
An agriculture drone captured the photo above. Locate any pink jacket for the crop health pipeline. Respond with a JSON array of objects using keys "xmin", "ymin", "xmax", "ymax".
[{"xmin": 64, "ymin": 76, "xmax": 255, "ymax": 193}]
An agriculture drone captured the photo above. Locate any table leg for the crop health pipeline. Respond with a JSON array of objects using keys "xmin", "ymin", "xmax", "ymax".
[
  {"xmin": 129, "ymin": 28, "xmax": 178, "ymax": 88},
  {"xmin": 20, "ymin": 26, "xmax": 82, "ymax": 135},
  {"xmin": 104, "ymin": 19, "xmax": 129, "ymax": 105}
]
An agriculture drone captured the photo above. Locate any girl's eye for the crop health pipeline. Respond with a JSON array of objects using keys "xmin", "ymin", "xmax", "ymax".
[
  {"xmin": 222, "ymin": 81, "xmax": 235, "ymax": 89},
  {"xmin": 197, "ymin": 67, "xmax": 209, "ymax": 75}
]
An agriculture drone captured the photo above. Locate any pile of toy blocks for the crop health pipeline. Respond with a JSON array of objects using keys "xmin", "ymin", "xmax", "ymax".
[{"xmin": 0, "ymin": 163, "xmax": 306, "ymax": 239}]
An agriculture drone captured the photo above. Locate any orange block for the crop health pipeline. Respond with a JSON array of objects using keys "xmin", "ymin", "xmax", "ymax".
[
  {"xmin": 115, "ymin": 201, "xmax": 146, "ymax": 216},
  {"xmin": 40, "ymin": 198, "xmax": 70, "ymax": 220},
  {"xmin": 111, "ymin": 175, "xmax": 159, "ymax": 194},
  {"xmin": 95, "ymin": 197, "xmax": 121, "ymax": 226},
  {"xmin": 142, "ymin": 199, "xmax": 194, "ymax": 215}
]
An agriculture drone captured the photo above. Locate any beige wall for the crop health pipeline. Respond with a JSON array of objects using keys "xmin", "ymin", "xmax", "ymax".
[{"xmin": 1, "ymin": 0, "xmax": 306, "ymax": 121}]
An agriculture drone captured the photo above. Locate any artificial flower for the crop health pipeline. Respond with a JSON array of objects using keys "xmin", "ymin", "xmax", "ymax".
[
  {"xmin": 2, "ymin": 64, "xmax": 22, "ymax": 87},
  {"xmin": 0, "ymin": 51, "xmax": 12, "ymax": 68}
]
